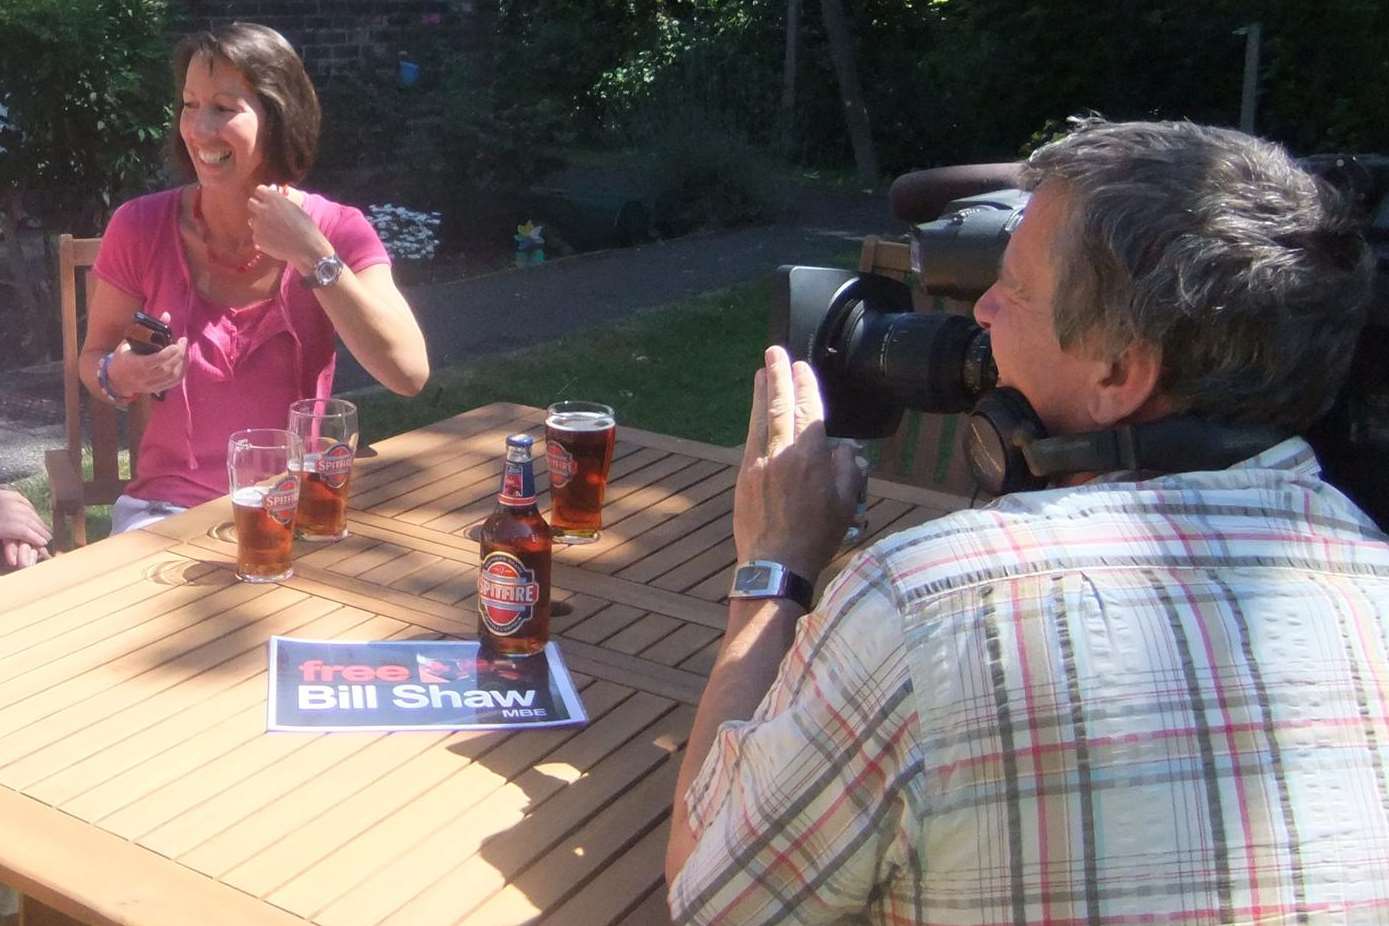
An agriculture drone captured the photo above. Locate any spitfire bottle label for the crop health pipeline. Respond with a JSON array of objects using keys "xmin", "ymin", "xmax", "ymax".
[{"xmin": 478, "ymin": 551, "xmax": 541, "ymax": 636}]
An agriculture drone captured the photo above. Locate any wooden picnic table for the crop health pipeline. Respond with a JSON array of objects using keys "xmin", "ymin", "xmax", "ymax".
[{"xmin": 0, "ymin": 402, "xmax": 966, "ymax": 926}]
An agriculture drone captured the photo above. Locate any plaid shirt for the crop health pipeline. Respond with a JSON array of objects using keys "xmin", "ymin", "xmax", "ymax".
[{"xmin": 670, "ymin": 438, "xmax": 1389, "ymax": 925}]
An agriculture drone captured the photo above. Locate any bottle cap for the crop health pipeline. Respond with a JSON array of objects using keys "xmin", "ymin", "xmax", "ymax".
[
  {"xmin": 503, "ymin": 433, "xmax": 536, "ymax": 469},
  {"xmin": 499, "ymin": 434, "xmax": 538, "ymax": 504}
]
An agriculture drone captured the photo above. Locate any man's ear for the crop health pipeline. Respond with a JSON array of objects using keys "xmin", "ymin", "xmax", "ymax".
[{"xmin": 1086, "ymin": 340, "xmax": 1163, "ymax": 427}]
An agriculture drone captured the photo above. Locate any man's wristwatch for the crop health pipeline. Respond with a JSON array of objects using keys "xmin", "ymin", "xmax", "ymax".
[
  {"xmin": 728, "ymin": 560, "xmax": 815, "ymax": 611},
  {"xmin": 302, "ymin": 253, "xmax": 345, "ymax": 289}
]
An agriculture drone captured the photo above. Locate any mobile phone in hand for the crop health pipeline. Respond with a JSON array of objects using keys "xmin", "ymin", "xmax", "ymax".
[
  {"xmin": 127, "ymin": 311, "xmax": 173, "ymax": 355},
  {"xmin": 126, "ymin": 311, "xmax": 175, "ymax": 399}
]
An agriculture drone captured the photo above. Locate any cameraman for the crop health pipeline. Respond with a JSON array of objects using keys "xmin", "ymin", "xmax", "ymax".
[{"xmin": 666, "ymin": 118, "xmax": 1389, "ymax": 924}]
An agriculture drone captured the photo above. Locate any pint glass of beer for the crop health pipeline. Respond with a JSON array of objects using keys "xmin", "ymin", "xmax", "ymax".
[
  {"xmin": 545, "ymin": 401, "xmax": 616, "ymax": 544},
  {"xmin": 228, "ymin": 429, "xmax": 303, "ymax": 583},
  {"xmin": 288, "ymin": 398, "xmax": 358, "ymax": 542}
]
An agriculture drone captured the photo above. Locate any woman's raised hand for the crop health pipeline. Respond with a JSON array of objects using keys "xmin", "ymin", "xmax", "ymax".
[{"xmin": 247, "ymin": 184, "xmax": 333, "ymax": 274}]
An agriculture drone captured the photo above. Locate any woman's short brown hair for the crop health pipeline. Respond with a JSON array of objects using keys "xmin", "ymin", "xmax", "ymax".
[{"xmin": 169, "ymin": 22, "xmax": 320, "ymax": 184}]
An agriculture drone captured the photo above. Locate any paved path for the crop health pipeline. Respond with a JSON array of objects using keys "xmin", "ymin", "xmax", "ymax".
[{"xmin": 0, "ymin": 186, "xmax": 895, "ymax": 483}]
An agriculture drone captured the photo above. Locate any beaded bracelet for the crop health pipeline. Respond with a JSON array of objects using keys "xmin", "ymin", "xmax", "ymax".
[{"xmin": 97, "ymin": 351, "xmax": 131, "ymax": 408}]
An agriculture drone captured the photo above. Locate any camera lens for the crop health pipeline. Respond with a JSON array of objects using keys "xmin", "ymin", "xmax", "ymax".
[
  {"xmin": 835, "ymin": 309, "xmax": 996, "ymax": 414},
  {"xmin": 779, "ymin": 267, "xmax": 1002, "ymax": 439}
]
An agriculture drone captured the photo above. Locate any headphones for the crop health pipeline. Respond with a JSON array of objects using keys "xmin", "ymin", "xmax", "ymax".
[{"xmin": 963, "ymin": 386, "xmax": 1290, "ymax": 496}]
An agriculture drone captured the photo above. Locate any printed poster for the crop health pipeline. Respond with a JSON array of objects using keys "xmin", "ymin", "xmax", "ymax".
[{"xmin": 267, "ymin": 637, "xmax": 587, "ymax": 732}]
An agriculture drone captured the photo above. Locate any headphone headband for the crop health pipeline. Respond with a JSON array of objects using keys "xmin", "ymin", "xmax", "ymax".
[
  {"xmin": 1023, "ymin": 419, "xmax": 1289, "ymax": 479},
  {"xmin": 965, "ymin": 387, "xmax": 1288, "ymax": 496}
]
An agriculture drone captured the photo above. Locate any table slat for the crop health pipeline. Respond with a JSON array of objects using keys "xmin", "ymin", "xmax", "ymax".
[
  {"xmin": 455, "ymin": 756, "xmax": 680, "ymax": 925},
  {"xmin": 2, "ymin": 593, "xmax": 348, "ymax": 794},
  {"xmin": 0, "ymin": 530, "xmax": 180, "ymax": 616},
  {"xmin": 216, "ymin": 679, "xmax": 613, "ymax": 902},
  {"xmin": 541, "ymin": 817, "xmax": 674, "ymax": 926},
  {"xmin": 379, "ymin": 706, "xmax": 691, "ymax": 926},
  {"xmin": 0, "ymin": 788, "xmax": 307, "ymax": 926},
  {"xmin": 280, "ymin": 687, "xmax": 672, "ymax": 926}
]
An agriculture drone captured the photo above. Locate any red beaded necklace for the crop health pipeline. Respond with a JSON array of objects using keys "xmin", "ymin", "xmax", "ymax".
[{"xmin": 191, "ymin": 186, "xmax": 265, "ymax": 274}]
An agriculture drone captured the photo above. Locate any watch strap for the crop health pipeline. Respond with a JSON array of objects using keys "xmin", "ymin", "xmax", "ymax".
[{"xmin": 780, "ymin": 569, "xmax": 814, "ymax": 611}]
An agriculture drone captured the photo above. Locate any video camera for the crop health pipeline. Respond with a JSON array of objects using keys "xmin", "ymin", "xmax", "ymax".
[{"xmin": 772, "ymin": 156, "xmax": 1389, "ymax": 527}]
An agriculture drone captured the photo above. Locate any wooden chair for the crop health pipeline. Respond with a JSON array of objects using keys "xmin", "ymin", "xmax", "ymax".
[
  {"xmin": 857, "ymin": 234, "xmax": 912, "ymax": 281},
  {"xmin": 43, "ymin": 234, "xmax": 148, "ymax": 548},
  {"xmin": 11, "ymin": 895, "xmax": 85, "ymax": 926},
  {"xmin": 858, "ymin": 235, "xmax": 978, "ymax": 498}
]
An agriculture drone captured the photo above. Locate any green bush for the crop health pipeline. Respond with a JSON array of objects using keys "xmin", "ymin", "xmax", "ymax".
[
  {"xmin": 593, "ymin": 5, "xmax": 783, "ymax": 149},
  {"xmin": 643, "ymin": 107, "xmax": 787, "ymax": 237},
  {"xmin": 437, "ymin": 70, "xmax": 570, "ymax": 196},
  {"xmin": 316, "ymin": 67, "xmax": 417, "ymax": 181},
  {"xmin": 0, "ymin": 0, "xmax": 170, "ymax": 228},
  {"xmin": 0, "ymin": 0, "xmax": 170, "ymax": 369},
  {"xmin": 521, "ymin": 0, "xmax": 1389, "ymax": 179}
]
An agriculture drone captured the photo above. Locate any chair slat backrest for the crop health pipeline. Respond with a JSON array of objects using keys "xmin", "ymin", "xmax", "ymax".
[
  {"xmin": 57, "ymin": 234, "xmax": 146, "ymax": 504},
  {"xmin": 857, "ymin": 234, "xmax": 913, "ymax": 280},
  {"xmin": 858, "ymin": 235, "xmax": 976, "ymax": 498}
]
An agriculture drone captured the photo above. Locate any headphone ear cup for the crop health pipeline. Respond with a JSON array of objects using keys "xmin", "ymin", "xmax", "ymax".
[{"xmin": 965, "ymin": 388, "xmax": 1048, "ymax": 495}]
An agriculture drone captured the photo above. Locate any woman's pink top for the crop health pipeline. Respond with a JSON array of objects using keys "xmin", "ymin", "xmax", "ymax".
[{"xmin": 91, "ymin": 187, "xmax": 390, "ymax": 507}]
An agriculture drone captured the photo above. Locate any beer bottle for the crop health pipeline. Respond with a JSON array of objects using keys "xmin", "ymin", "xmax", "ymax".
[{"xmin": 477, "ymin": 434, "xmax": 552, "ymax": 657}]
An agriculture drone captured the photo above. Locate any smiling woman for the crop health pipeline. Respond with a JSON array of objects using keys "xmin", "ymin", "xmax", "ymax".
[{"xmin": 76, "ymin": 22, "xmax": 430, "ymax": 535}]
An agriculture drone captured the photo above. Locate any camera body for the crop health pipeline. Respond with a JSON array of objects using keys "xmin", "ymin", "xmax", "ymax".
[{"xmin": 773, "ymin": 156, "xmax": 1389, "ymax": 525}]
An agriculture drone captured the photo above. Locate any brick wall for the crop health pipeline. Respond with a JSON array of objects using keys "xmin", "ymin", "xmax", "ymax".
[
  {"xmin": 169, "ymin": 0, "xmax": 477, "ymax": 191},
  {"xmin": 170, "ymin": 0, "xmax": 473, "ymax": 81}
]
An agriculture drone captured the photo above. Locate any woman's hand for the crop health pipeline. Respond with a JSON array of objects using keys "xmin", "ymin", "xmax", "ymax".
[
  {"xmin": 247, "ymin": 184, "xmax": 333, "ymax": 274},
  {"xmin": 107, "ymin": 311, "xmax": 189, "ymax": 398}
]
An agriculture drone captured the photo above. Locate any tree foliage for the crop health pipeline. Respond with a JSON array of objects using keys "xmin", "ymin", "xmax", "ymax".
[
  {"xmin": 476, "ymin": 0, "xmax": 1389, "ymax": 173},
  {"xmin": 870, "ymin": 0, "xmax": 1389, "ymax": 166},
  {"xmin": 0, "ymin": 0, "xmax": 171, "ymax": 229}
]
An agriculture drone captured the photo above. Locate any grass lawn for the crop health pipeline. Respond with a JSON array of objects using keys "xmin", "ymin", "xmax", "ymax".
[
  {"xmin": 354, "ymin": 240, "xmax": 865, "ymax": 444},
  {"xmin": 350, "ymin": 276, "xmax": 772, "ymax": 448}
]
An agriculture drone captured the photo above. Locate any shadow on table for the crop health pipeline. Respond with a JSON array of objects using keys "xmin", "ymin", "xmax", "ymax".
[{"xmin": 143, "ymin": 559, "xmax": 230, "ymax": 587}]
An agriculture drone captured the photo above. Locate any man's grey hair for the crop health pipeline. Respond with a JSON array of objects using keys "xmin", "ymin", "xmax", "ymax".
[{"xmin": 1021, "ymin": 117, "xmax": 1375, "ymax": 431}]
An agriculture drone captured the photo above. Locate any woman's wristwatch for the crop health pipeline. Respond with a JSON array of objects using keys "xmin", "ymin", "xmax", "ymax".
[
  {"xmin": 302, "ymin": 253, "xmax": 345, "ymax": 289},
  {"xmin": 728, "ymin": 560, "xmax": 815, "ymax": 611}
]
